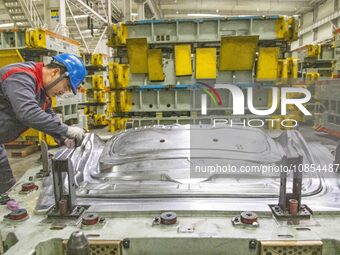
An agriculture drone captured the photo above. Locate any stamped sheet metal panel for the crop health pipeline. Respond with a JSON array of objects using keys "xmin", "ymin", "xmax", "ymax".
[
  {"xmin": 35, "ymin": 126, "xmax": 338, "ymax": 213},
  {"xmin": 86, "ymin": 125, "xmax": 320, "ymax": 198},
  {"xmin": 104, "ymin": 126, "xmax": 281, "ymax": 160}
]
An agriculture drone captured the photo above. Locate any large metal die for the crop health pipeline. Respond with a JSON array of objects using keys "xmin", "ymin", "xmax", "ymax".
[
  {"xmin": 125, "ymin": 17, "xmax": 295, "ymax": 43},
  {"xmin": 36, "ymin": 125, "xmax": 338, "ymax": 214}
]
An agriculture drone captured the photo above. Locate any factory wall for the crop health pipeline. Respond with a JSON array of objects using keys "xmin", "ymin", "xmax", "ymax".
[{"xmin": 292, "ymin": 0, "xmax": 339, "ymax": 50}]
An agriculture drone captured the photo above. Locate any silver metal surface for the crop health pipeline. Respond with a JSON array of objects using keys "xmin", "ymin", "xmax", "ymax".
[{"xmin": 36, "ymin": 125, "xmax": 339, "ymax": 213}]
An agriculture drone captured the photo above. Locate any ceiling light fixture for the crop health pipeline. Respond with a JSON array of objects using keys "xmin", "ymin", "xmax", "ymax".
[
  {"xmin": 73, "ymin": 15, "xmax": 89, "ymax": 19},
  {"xmin": 187, "ymin": 13, "xmax": 221, "ymax": 17},
  {"xmin": 0, "ymin": 23, "xmax": 14, "ymax": 28}
]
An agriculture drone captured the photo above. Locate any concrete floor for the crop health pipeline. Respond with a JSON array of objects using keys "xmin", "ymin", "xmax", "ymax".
[
  {"xmin": 7, "ymin": 148, "xmax": 41, "ymax": 180},
  {"xmin": 5, "ymin": 125, "xmax": 340, "ymax": 181}
]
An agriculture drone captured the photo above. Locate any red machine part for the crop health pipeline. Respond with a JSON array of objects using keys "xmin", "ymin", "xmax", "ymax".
[
  {"xmin": 21, "ymin": 182, "xmax": 38, "ymax": 192},
  {"xmin": 289, "ymin": 199, "xmax": 299, "ymax": 215},
  {"xmin": 4, "ymin": 209, "xmax": 29, "ymax": 221},
  {"xmin": 82, "ymin": 213, "xmax": 100, "ymax": 225},
  {"xmin": 240, "ymin": 211, "xmax": 258, "ymax": 225},
  {"xmin": 160, "ymin": 212, "xmax": 177, "ymax": 225},
  {"xmin": 315, "ymin": 125, "xmax": 340, "ymax": 138}
]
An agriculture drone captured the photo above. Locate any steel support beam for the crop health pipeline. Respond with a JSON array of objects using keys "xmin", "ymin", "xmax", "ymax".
[
  {"xmin": 145, "ymin": 0, "xmax": 162, "ymax": 19},
  {"xmin": 66, "ymin": 0, "xmax": 90, "ymax": 53},
  {"xmin": 68, "ymin": 0, "xmax": 107, "ymax": 23},
  {"xmin": 59, "ymin": 0, "xmax": 68, "ymax": 36},
  {"xmin": 137, "ymin": 0, "xmax": 146, "ymax": 20},
  {"xmin": 93, "ymin": 26, "xmax": 108, "ymax": 53},
  {"xmin": 123, "ymin": 0, "xmax": 132, "ymax": 21},
  {"xmin": 100, "ymin": 0, "xmax": 108, "ymax": 20}
]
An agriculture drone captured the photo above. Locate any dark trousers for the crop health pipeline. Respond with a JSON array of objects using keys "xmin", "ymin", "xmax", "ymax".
[{"xmin": 0, "ymin": 144, "xmax": 16, "ymax": 193}]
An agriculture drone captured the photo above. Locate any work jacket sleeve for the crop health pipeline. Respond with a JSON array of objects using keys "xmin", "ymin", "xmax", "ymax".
[
  {"xmin": 44, "ymin": 106, "xmax": 66, "ymax": 145},
  {"xmin": 1, "ymin": 73, "xmax": 68, "ymax": 140}
]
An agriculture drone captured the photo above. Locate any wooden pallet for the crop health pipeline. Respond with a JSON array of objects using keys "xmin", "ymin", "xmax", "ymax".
[{"xmin": 9, "ymin": 144, "xmax": 38, "ymax": 158}]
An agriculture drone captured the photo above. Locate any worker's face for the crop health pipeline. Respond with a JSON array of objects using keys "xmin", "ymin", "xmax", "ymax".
[{"xmin": 44, "ymin": 68, "xmax": 71, "ymax": 97}]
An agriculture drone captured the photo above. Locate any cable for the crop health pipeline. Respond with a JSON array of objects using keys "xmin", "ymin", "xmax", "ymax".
[{"xmin": 196, "ymin": 82, "xmax": 223, "ymax": 105}]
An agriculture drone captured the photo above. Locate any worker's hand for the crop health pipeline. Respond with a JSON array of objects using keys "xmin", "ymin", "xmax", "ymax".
[
  {"xmin": 64, "ymin": 138, "xmax": 76, "ymax": 149},
  {"xmin": 66, "ymin": 126, "xmax": 85, "ymax": 147}
]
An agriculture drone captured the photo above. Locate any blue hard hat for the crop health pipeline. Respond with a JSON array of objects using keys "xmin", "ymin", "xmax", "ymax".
[{"xmin": 52, "ymin": 53, "xmax": 87, "ymax": 95}]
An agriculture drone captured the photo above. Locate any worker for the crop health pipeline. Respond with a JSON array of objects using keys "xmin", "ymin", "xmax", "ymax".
[{"xmin": 0, "ymin": 53, "xmax": 87, "ymax": 194}]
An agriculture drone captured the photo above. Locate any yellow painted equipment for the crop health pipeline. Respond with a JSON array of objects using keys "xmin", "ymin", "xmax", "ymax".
[
  {"xmin": 108, "ymin": 119, "xmax": 115, "ymax": 132},
  {"xmin": 25, "ymin": 29, "xmax": 80, "ymax": 52},
  {"xmin": 174, "ymin": 44, "xmax": 192, "ymax": 76},
  {"xmin": 108, "ymin": 118, "xmax": 128, "ymax": 132},
  {"xmin": 91, "ymin": 53, "xmax": 106, "ymax": 66},
  {"xmin": 108, "ymin": 62, "xmax": 129, "ymax": 89},
  {"xmin": 118, "ymin": 23, "xmax": 128, "ymax": 45},
  {"xmin": 127, "ymin": 38, "xmax": 148, "ymax": 73},
  {"xmin": 26, "ymin": 29, "xmax": 46, "ymax": 48},
  {"xmin": 287, "ymin": 16, "xmax": 299, "ymax": 41},
  {"xmin": 108, "ymin": 23, "xmax": 127, "ymax": 47},
  {"xmin": 275, "ymin": 16, "xmax": 289, "ymax": 40},
  {"xmin": 147, "ymin": 49, "xmax": 164, "ymax": 81},
  {"xmin": 94, "ymin": 114, "xmax": 108, "ymax": 126},
  {"xmin": 277, "ymin": 57, "xmax": 298, "ymax": 81},
  {"xmin": 19, "ymin": 129, "xmax": 58, "ymax": 146},
  {"xmin": 0, "ymin": 49, "xmax": 24, "ymax": 67},
  {"xmin": 91, "ymin": 75, "xmax": 105, "ymax": 90},
  {"xmin": 196, "ymin": 48, "xmax": 216, "ymax": 79},
  {"xmin": 118, "ymin": 90, "xmax": 132, "ymax": 112},
  {"xmin": 219, "ymin": 36, "xmax": 259, "ymax": 71},
  {"xmin": 94, "ymin": 91, "xmax": 107, "ymax": 104},
  {"xmin": 116, "ymin": 64, "xmax": 129, "ymax": 88},
  {"xmin": 109, "ymin": 92, "xmax": 117, "ymax": 113},
  {"xmin": 18, "ymin": 129, "xmax": 39, "ymax": 142},
  {"xmin": 109, "ymin": 62, "xmax": 119, "ymax": 89},
  {"xmin": 38, "ymin": 132, "xmax": 58, "ymax": 146},
  {"xmin": 84, "ymin": 106, "xmax": 90, "ymax": 115},
  {"xmin": 307, "ymin": 44, "xmax": 321, "ymax": 58},
  {"xmin": 257, "ymin": 47, "xmax": 280, "ymax": 81},
  {"xmin": 306, "ymin": 72, "xmax": 320, "ymax": 82},
  {"xmin": 51, "ymin": 96, "xmax": 57, "ymax": 108},
  {"xmin": 278, "ymin": 59, "xmax": 288, "ymax": 80},
  {"xmin": 288, "ymin": 57, "xmax": 298, "ymax": 79}
]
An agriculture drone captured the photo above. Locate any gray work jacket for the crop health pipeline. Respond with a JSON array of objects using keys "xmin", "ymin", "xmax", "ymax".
[{"xmin": 0, "ymin": 62, "xmax": 68, "ymax": 144}]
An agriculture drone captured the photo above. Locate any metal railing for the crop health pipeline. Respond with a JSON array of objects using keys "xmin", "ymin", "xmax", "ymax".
[{"xmin": 17, "ymin": 0, "xmax": 45, "ymax": 28}]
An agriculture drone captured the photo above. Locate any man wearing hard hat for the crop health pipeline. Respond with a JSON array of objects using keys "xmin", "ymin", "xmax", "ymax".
[{"xmin": 0, "ymin": 53, "xmax": 87, "ymax": 193}]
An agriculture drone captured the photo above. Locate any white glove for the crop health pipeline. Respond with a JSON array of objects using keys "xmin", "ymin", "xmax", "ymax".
[
  {"xmin": 64, "ymin": 138, "xmax": 76, "ymax": 149},
  {"xmin": 66, "ymin": 126, "xmax": 85, "ymax": 146}
]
